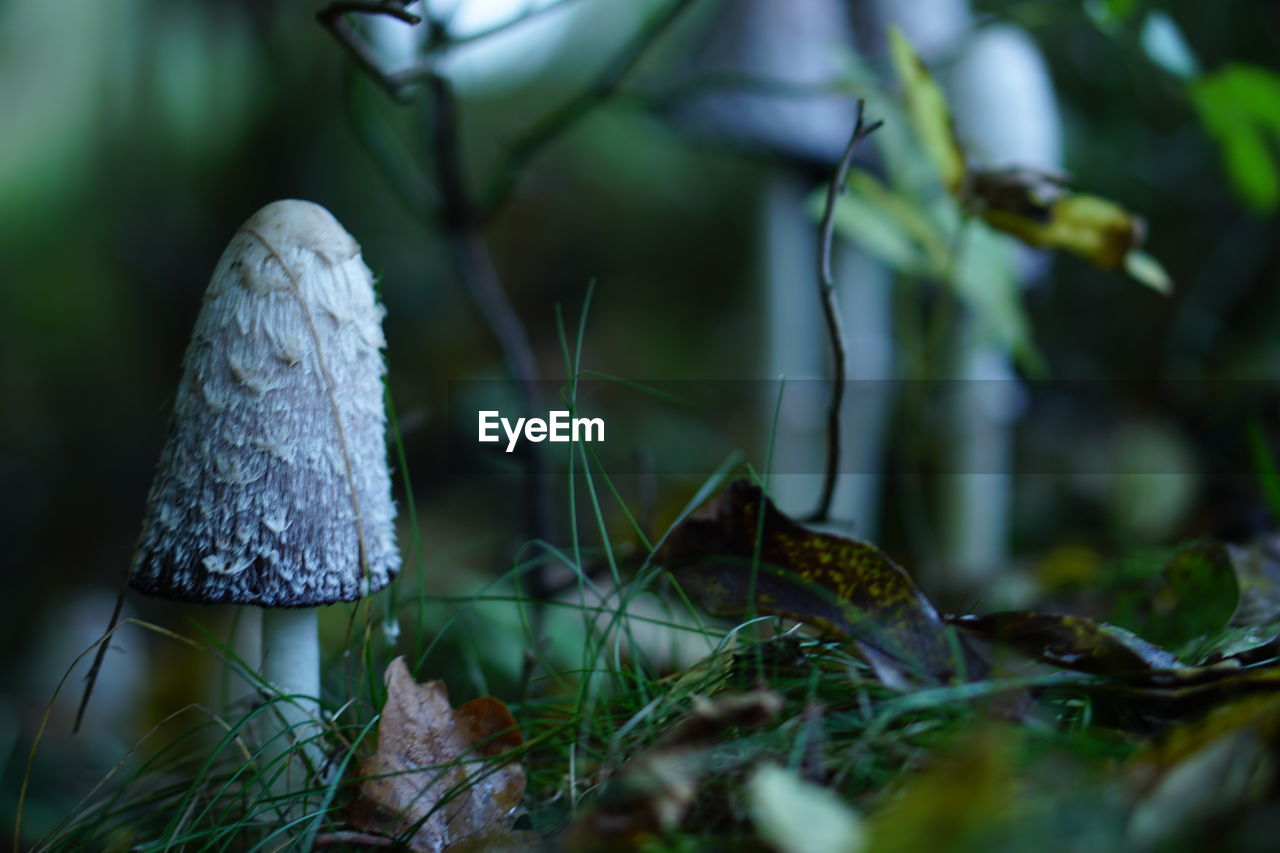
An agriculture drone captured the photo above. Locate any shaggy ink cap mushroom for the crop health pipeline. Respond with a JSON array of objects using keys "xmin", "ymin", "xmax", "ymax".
[{"xmin": 129, "ymin": 199, "xmax": 400, "ymax": 608}]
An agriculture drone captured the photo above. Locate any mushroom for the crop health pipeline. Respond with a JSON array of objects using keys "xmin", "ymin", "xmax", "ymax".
[
  {"xmin": 669, "ymin": 0, "xmax": 895, "ymax": 529},
  {"xmin": 128, "ymin": 199, "xmax": 399, "ymax": 786}
]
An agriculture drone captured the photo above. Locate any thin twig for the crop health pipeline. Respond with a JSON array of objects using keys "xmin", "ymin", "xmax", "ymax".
[
  {"xmin": 73, "ymin": 589, "xmax": 126, "ymax": 733},
  {"xmin": 316, "ymin": 1, "xmax": 423, "ymax": 101},
  {"xmin": 807, "ymin": 99, "xmax": 883, "ymax": 523},
  {"xmin": 318, "ymin": 2, "xmax": 554, "ymax": 597},
  {"xmin": 317, "ymin": 0, "xmax": 691, "ymax": 599},
  {"xmin": 322, "ymin": 0, "xmax": 420, "ymax": 22},
  {"xmin": 478, "ymin": 0, "xmax": 697, "ymax": 219}
]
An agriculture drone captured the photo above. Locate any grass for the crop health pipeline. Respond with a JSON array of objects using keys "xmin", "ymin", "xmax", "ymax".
[
  {"xmin": 17, "ymin": 295, "xmax": 1280, "ymax": 852},
  {"xmin": 16, "ymin": 484, "xmax": 1270, "ymax": 851}
]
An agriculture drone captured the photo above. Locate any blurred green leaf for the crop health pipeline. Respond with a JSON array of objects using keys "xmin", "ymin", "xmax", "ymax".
[
  {"xmin": 819, "ymin": 169, "xmax": 947, "ymax": 276},
  {"xmin": 866, "ymin": 728, "xmax": 1018, "ymax": 853},
  {"xmin": 951, "ymin": 220, "xmax": 1039, "ymax": 367},
  {"xmin": 1124, "ymin": 250, "xmax": 1173, "ymax": 295},
  {"xmin": 1191, "ymin": 64, "xmax": 1280, "ymax": 212},
  {"xmin": 888, "ymin": 27, "xmax": 966, "ymax": 196},
  {"xmin": 825, "ymin": 185, "xmax": 929, "ymax": 275},
  {"xmin": 1104, "ymin": 0, "xmax": 1141, "ymax": 22},
  {"xmin": 1159, "ymin": 542, "xmax": 1239, "ymax": 644},
  {"xmin": 1085, "ymin": 0, "xmax": 1142, "ymax": 31},
  {"xmin": 1109, "ymin": 542, "xmax": 1239, "ymax": 653},
  {"xmin": 750, "ymin": 765, "xmax": 864, "ymax": 853},
  {"xmin": 1140, "ymin": 11, "xmax": 1200, "ymax": 80},
  {"xmin": 1248, "ymin": 419, "xmax": 1280, "ymax": 528}
]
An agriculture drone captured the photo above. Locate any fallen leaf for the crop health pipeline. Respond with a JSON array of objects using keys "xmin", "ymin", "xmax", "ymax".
[
  {"xmin": 349, "ymin": 657, "xmax": 533, "ymax": 852},
  {"xmin": 1126, "ymin": 695, "xmax": 1280, "ymax": 847},
  {"xmin": 564, "ymin": 690, "xmax": 784, "ymax": 853},
  {"xmin": 1227, "ymin": 535, "xmax": 1280, "ymax": 627},
  {"xmin": 658, "ymin": 480, "xmax": 968, "ymax": 685},
  {"xmin": 949, "ymin": 611, "xmax": 1180, "ymax": 674}
]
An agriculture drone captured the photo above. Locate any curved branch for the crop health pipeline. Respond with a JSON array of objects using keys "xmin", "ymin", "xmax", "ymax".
[{"xmin": 808, "ymin": 99, "xmax": 883, "ymax": 523}]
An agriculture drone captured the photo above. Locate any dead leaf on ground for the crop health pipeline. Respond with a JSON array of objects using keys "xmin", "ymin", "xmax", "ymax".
[
  {"xmin": 1126, "ymin": 694, "xmax": 1280, "ymax": 848},
  {"xmin": 948, "ymin": 611, "xmax": 1181, "ymax": 675},
  {"xmin": 349, "ymin": 657, "xmax": 536, "ymax": 852},
  {"xmin": 658, "ymin": 479, "xmax": 972, "ymax": 685},
  {"xmin": 564, "ymin": 689, "xmax": 784, "ymax": 853}
]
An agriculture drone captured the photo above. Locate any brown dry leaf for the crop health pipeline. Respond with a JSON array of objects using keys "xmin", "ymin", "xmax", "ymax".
[{"xmin": 349, "ymin": 657, "xmax": 535, "ymax": 852}]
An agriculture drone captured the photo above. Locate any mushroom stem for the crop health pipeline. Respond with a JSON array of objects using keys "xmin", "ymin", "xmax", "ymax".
[
  {"xmin": 260, "ymin": 607, "xmax": 321, "ymax": 805},
  {"xmin": 223, "ymin": 606, "xmax": 262, "ymax": 709}
]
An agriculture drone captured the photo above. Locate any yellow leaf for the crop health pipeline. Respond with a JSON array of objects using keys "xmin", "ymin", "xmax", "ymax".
[
  {"xmin": 888, "ymin": 27, "xmax": 967, "ymax": 195},
  {"xmin": 980, "ymin": 193, "xmax": 1144, "ymax": 270}
]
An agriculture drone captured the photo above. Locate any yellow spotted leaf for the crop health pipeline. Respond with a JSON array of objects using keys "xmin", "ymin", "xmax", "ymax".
[
  {"xmin": 658, "ymin": 479, "xmax": 969, "ymax": 684},
  {"xmin": 949, "ymin": 611, "xmax": 1180, "ymax": 674}
]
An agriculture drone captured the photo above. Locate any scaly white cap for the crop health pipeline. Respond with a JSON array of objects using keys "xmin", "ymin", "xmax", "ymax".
[{"xmin": 130, "ymin": 200, "xmax": 400, "ymax": 606}]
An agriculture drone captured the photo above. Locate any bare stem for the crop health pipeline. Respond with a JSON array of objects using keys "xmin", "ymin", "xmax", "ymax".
[
  {"xmin": 73, "ymin": 589, "xmax": 125, "ymax": 733},
  {"xmin": 807, "ymin": 99, "xmax": 883, "ymax": 523},
  {"xmin": 423, "ymin": 71, "xmax": 554, "ymax": 597},
  {"xmin": 316, "ymin": 2, "xmax": 423, "ymax": 102}
]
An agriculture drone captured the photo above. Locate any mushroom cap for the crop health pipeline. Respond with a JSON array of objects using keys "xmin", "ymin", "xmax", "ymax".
[
  {"xmin": 129, "ymin": 200, "xmax": 400, "ymax": 606},
  {"xmin": 669, "ymin": 0, "xmax": 856, "ymax": 168}
]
